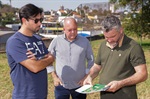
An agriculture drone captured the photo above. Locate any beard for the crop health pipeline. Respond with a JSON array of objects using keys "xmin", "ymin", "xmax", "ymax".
[
  {"xmin": 33, "ymin": 26, "xmax": 41, "ymax": 33},
  {"xmin": 108, "ymin": 42, "xmax": 117, "ymax": 49},
  {"xmin": 36, "ymin": 26, "xmax": 41, "ymax": 32}
]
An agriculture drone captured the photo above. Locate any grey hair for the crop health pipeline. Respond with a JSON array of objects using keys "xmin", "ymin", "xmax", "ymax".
[{"xmin": 101, "ymin": 15, "xmax": 121, "ymax": 32}]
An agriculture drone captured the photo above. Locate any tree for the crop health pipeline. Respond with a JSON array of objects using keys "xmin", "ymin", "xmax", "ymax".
[
  {"xmin": 0, "ymin": 3, "xmax": 19, "ymax": 26},
  {"xmin": 142, "ymin": 0, "xmax": 150, "ymax": 37},
  {"xmin": 109, "ymin": 0, "xmax": 150, "ymax": 42}
]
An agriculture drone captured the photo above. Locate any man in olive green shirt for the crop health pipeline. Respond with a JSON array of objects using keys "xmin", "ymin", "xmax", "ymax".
[{"xmin": 83, "ymin": 15, "xmax": 148, "ymax": 99}]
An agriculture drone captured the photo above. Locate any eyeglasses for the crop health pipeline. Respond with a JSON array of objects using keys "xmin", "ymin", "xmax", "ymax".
[{"xmin": 29, "ymin": 18, "xmax": 43, "ymax": 24}]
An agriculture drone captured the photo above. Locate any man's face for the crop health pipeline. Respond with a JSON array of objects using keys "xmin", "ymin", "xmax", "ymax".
[
  {"xmin": 63, "ymin": 20, "xmax": 77, "ymax": 41},
  {"xmin": 104, "ymin": 28, "xmax": 122, "ymax": 47},
  {"xmin": 27, "ymin": 13, "xmax": 43, "ymax": 33}
]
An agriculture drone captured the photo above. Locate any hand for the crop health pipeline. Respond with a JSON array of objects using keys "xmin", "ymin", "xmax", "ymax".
[
  {"xmin": 106, "ymin": 80, "xmax": 122, "ymax": 92},
  {"xmin": 53, "ymin": 76, "xmax": 63, "ymax": 87},
  {"xmin": 26, "ymin": 50, "xmax": 36, "ymax": 60},
  {"xmin": 47, "ymin": 53, "xmax": 55, "ymax": 61},
  {"xmin": 78, "ymin": 74, "xmax": 88, "ymax": 86},
  {"xmin": 83, "ymin": 75, "xmax": 92, "ymax": 85}
]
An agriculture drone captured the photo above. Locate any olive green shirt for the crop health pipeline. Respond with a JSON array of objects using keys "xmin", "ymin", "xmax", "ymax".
[{"xmin": 95, "ymin": 35, "xmax": 146, "ymax": 99}]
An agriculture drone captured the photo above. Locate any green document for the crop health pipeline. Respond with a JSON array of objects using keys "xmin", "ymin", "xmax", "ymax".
[{"xmin": 75, "ymin": 84, "xmax": 110, "ymax": 94}]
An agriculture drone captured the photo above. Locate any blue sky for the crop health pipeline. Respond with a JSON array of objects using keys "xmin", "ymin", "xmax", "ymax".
[{"xmin": 1, "ymin": 0, "xmax": 109, "ymax": 11}]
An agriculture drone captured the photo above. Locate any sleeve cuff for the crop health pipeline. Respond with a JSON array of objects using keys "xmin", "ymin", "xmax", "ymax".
[{"xmin": 46, "ymin": 66, "xmax": 54, "ymax": 74}]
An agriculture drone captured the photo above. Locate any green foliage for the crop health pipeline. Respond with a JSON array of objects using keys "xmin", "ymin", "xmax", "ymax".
[
  {"xmin": 1, "ymin": 12, "xmax": 16, "ymax": 26},
  {"xmin": 122, "ymin": 13, "xmax": 142, "ymax": 37},
  {"xmin": 0, "ymin": 3, "xmax": 19, "ymax": 26},
  {"xmin": 142, "ymin": 0, "xmax": 150, "ymax": 35},
  {"xmin": 110, "ymin": 0, "xmax": 150, "ymax": 43}
]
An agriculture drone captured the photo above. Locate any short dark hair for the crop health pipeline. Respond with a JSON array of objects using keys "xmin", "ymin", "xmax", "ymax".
[
  {"xmin": 19, "ymin": 3, "xmax": 43, "ymax": 23},
  {"xmin": 101, "ymin": 15, "xmax": 121, "ymax": 32}
]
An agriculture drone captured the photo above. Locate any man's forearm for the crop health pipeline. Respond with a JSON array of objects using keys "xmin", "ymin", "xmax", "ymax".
[
  {"xmin": 34, "ymin": 54, "xmax": 54, "ymax": 66},
  {"xmin": 119, "ymin": 64, "xmax": 148, "ymax": 87},
  {"xmin": 25, "ymin": 54, "xmax": 54, "ymax": 73},
  {"xmin": 89, "ymin": 64, "xmax": 101, "ymax": 80}
]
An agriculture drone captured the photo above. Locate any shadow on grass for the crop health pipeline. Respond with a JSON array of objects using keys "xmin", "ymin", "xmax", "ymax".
[
  {"xmin": 141, "ymin": 43, "xmax": 150, "ymax": 50},
  {"xmin": 141, "ymin": 43, "xmax": 150, "ymax": 46}
]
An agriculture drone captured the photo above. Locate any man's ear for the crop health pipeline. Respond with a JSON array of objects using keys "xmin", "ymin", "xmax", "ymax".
[
  {"xmin": 63, "ymin": 27, "xmax": 65, "ymax": 32},
  {"xmin": 120, "ymin": 27, "xmax": 123, "ymax": 34},
  {"xmin": 22, "ymin": 18, "xmax": 27, "ymax": 24}
]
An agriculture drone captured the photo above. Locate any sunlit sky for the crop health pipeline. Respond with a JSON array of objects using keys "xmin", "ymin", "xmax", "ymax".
[{"xmin": 1, "ymin": 0, "xmax": 109, "ymax": 11}]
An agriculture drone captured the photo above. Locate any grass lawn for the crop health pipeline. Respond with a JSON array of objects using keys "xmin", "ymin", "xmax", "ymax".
[{"xmin": 0, "ymin": 37, "xmax": 150, "ymax": 99}]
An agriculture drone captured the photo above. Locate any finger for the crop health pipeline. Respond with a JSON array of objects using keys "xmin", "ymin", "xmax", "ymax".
[
  {"xmin": 106, "ymin": 82, "xmax": 112, "ymax": 87},
  {"xmin": 27, "ymin": 54, "xmax": 35, "ymax": 58},
  {"xmin": 26, "ymin": 50, "xmax": 35, "ymax": 56},
  {"xmin": 26, "ymin": 51, "xmax": 32, "ymax": 55},
  {"xmin": 78, "ymin": 81, "xmax": 83, "ymax": 86},
  {"xmin": 59, "ymin": 81, "xmax": 63, "ymax": 86},
  {"xmin": 27, "ymin": 49, "xmax": 30, "ymax": 52},
  {"xmin": 44, "ymin": 54, "xmax": 48, "ymax": 58},
  {"xmin": 87, "ymin": 82, "xmax": 92, "ymax": 85},
  {"xmin": 84, "ymin": 81, "xmax": 92, "ymax": 85},
  {"xmin": 54, "ymin": 82, "xmax": 59, "ymax": 86},
  {"xmin": 57, "ymin": 79, "xmax": 63, "ymax": 86}
]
